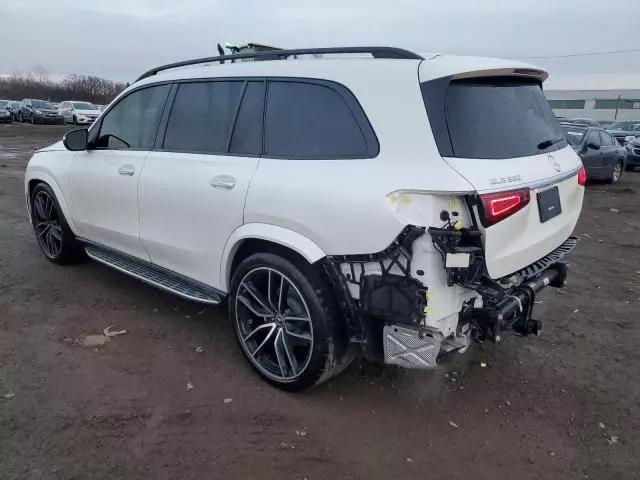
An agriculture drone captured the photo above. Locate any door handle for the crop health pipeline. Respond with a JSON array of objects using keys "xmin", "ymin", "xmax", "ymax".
[
  {"xmin": 210, "ymin": 175, "xmax": 236, "ymax": 189},
  {"xmin": 118, "ymin": 165, "xmax": 136, "ymax": 176}
]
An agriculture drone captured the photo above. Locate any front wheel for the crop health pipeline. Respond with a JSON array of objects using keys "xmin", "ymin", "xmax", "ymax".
[
  {"xmin": 610, "ymin": 160, "xmax": 623, "ymax": 184},
  {"xmin": 30, "ymin": 114, "xmax": 35, "ymax": 124},
  {"xmin": 229, "ymin": 252, "xmax": 350, "ymax": 391},
  {"xmin": 72, "ymin": 115, "xmax": 78, "ymax": 125},
  {"xmin": 30, "ymin": 183, "xmax": 85, "ymax": 264}
]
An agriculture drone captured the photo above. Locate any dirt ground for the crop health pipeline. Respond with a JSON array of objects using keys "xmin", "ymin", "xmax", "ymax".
[{"xmin": 0, "ymin": 123, "xmax": 638, "ymax": 480}]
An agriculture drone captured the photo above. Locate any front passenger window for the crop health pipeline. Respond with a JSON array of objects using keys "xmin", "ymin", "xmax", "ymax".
[{"xmin": 95, "ymin": 84, "xmax": 170, "ymax": 150}]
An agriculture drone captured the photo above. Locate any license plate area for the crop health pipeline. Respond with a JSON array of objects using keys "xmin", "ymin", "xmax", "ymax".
[{"xmin": 537, "ymin": 186, "xmax": 562, "ymax": 223}]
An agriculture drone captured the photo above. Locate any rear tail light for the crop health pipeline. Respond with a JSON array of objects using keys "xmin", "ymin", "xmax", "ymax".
[
  {"xmin": 577, "ymin": 166, "xmax": 587, "ymax": 186},
  {"xmin": 479, "ymin": 188, "xmax": 530, "ymax": 226}
]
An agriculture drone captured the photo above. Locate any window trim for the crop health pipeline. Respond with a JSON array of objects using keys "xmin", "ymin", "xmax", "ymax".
[
  {"xmin": 262, "ymin": 77, "xmax": 379, "ymax": 160},
  {"xmin": 88, "ymin": 81, "xmax": 173, "ymax": 151}
]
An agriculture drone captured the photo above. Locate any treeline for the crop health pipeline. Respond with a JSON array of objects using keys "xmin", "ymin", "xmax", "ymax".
[{"xmin": 0, "ymin": 72, "xmax": 127, "ymax": 105}]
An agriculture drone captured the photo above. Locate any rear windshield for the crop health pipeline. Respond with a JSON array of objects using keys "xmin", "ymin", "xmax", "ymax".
[
  {"xmin": 561, "ymin": 125, "xmax": 587, "ymax": 146},
  {"xmin": 442, "ymin": 79, "xmax": 566, "ymax": 159}
]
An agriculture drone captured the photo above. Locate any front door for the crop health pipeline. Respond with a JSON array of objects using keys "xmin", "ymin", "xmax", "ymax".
[
  {"xmin": 139, "ymin": 80, "xmax": 264, "ymax": 289},
  {"xmin": 581, "ymin": 130, "xmax": 604, "ymax": 178},
  {"xmin": 68, "ymin": 83, "xmax": 171, "ymax": 259}
]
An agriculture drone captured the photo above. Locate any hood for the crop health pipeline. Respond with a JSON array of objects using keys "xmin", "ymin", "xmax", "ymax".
[
  {"xmin": 36, "ymin": 108, "xmax": 59, "ymax": 114},
  {"xmin": 38, "ymin": 140, "xmax": 66, "ymax": 152},
  {"xmin": 75, "ymin": 109, "xmax": 99, "ymax": 115}
]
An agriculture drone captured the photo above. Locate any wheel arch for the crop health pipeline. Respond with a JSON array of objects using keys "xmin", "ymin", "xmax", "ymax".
[
  {"xmin": 220, "ymin": 223, "xmax": 327, "ymax": 292},
  {"xmin": 25, "ymin": 171, "xmax": 77, "ymax": 233}
]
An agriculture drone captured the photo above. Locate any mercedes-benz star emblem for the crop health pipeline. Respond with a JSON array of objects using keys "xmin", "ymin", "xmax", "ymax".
[{"xmin": 548, "ymin": 155, "xmax": 561, "ymax": 172}]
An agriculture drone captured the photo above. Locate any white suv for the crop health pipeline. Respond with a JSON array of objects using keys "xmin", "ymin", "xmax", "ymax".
[{"xmin": 24, "ymin": 47, "xmax": 585, "ymax": 391}]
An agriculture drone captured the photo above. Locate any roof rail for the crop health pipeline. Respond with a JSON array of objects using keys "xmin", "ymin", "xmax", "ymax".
[{"xmin": 135, "ymin": 46, "xmax": 423, "ymax": 82}]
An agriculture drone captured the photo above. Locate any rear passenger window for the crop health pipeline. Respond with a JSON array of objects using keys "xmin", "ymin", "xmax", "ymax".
[
  {"xmin": 586, "ymin": 131, "xmax": 600, "ymax": 146},
  {"xmin": 230, "ymin": 81, "xmax": 264, "ymax": 155},
  {"xmin": 163, "ymin": 81, "xmax": 244, "ymax": 153},
  {"xmin": 264, "ymin": 81, "xmax": 370, "ymax": 158}
]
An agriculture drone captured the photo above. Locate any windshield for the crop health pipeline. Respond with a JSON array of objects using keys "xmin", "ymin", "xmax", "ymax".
[
  {"xmin": 32, "ymin": 100, "xmax": 55, "ymax": 109},
  {"xmin": 609, "ymin": 122, "xmax": 640, "ymax": 130},
  {"xmin": 561, "ymin": 126, "xmax": 587, "ymax": 146},
  {"xmin": 72, "ymin": 102, "xmax": 97, "ymax": 110},
  {"xmin": 440, "ymin": 78, "xmax": 566, "ymax": 159}
]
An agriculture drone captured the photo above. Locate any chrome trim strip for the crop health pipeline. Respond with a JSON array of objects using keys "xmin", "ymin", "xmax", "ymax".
[
  {"xmin": 85, "ymin": 249, "xmax": 221, "ymax": 305},
  {"xmin": 478, "ymin": 166, "xmax": 581, "ymax": 194}
]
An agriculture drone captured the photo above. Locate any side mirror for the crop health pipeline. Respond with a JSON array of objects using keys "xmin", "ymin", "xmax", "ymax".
[
  {"xmin": 63, "ymin": 128, "xmax": 88, "ymax": 151},
  {"xmin": 586, "ymin": 142, "xmax": 600, "ymax": 151}
]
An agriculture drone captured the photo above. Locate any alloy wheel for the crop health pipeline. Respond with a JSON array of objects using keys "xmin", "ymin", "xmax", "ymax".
[
  {"xmin": 613, "ymin": 162, "xmax": 622, "ymax": 183},
  {"xmin": 235, "ymin": 267, "xmax": 314, "ymax": 382},
  {"xmin": 32, "ymin": 191, "xmax": 63, "ymax": 258}
]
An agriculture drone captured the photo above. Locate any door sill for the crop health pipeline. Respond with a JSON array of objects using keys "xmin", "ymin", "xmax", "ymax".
[{"xmin": 82, "ymin": 241, "xmax": 223, "ymax": 305}]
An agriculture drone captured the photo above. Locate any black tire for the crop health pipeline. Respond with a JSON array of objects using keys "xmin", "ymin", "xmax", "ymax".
[
  {"xmin": 609, "ymin": 160, "xmax": 623, "ymax": 184},
  {"xmin": 229, "ymin": 252, "xmax": 350, "ymax": 391},
  {"xmin": 30, "ymin": 183, "xmax": 85, "ymax": 265},
  {"xmin": 72, "ymin": 115, "xmax": 77, "ymax": 125},
  {"xmin": 17, "ymin": 113, "xmax": 23, "ymax": 122},
  {"xmin": 30, "ymin": 114, "xmax": 35, "ymax": 125}
]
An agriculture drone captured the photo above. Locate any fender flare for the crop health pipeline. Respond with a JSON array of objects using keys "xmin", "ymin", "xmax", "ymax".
[
  {"xmin": 24, "ymin": 170, "xmax": 78, "ymax": 233},
  {"xmin": 219, "ymin": 223, "xmax": 326, "ymax": 292}
]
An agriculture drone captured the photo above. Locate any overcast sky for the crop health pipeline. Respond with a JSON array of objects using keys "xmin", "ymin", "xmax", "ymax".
[{"xmin": 3, "ymin": 0, "xmax": 640, "ymax": 90}]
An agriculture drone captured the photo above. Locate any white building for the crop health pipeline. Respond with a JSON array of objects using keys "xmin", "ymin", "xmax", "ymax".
[{"xmin": 545, "ymin": 89, "xmax": 640, "ymax": 122}]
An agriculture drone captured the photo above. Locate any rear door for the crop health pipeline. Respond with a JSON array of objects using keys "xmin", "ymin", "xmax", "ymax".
[
  {"xmin": 599, "ymin": 130, "xmax": 624, "ymax": 172},
  {"xmin": 138, "ymin": 80, "xmax": 263, "ymax": 289},
  {"xmin": 420, "ymin": 72, "xmax": 584, "ymax": 279}
]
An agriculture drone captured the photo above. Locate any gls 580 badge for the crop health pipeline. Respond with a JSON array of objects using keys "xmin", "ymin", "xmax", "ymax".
[{"xmin": 489, "ymin": 174, "xmax": 522, "ymax": 185}]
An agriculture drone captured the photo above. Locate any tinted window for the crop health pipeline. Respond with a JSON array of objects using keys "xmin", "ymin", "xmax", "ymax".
[
  {"xmin": 32, "ymin": 100, "xmax": 54, "ymax": 109},
  {"xmin": 164, "ymin": 81, "xmax": 243, "ymax": 153},
  {"xmin": 96, "ymin": 84, "xmax": 170, "ymax": 149},
  {"xmin": 586, "ymin": 130, "xmax": 600, "ymax": 146},
  {"xmin": 230, "ymin": 81, "xmax": 264, "ymax": 155},
  {"xmin": 561, "ymin": 125, "xmax": 587, "ymax": 146},
  {"xmin": 443, "ymin": 79, "xmax": 566, "ymax": 159},
  {"xmin": 600, "ymin": 131, "xmax": 615, "ymax": 146},
  {"xmin": 264, "ymin": 81, "xmax": 369, "ymax": 158}
]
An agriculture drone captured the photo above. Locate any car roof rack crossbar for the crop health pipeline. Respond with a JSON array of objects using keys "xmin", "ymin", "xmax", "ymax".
[{"xmin": 136, "ymin": 46, "xmax": 423, "ymax": 82}]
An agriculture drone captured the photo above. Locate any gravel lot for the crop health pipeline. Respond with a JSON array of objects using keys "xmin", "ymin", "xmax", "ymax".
[{"xmin": 1, "ymin": 123, "xmax": 639, "ymax": 480}]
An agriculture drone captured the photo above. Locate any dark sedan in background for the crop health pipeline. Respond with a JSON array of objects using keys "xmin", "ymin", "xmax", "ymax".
[
  {"xmin": 561, "ymin": 123, "xmax": 626, "ymax": 183},
  {"xmin": 624, "ymin": 137, "xmax": 640, "ymax": 171},
  {"xmin": 606, "ymin": 121, "xmax": 640, "ymax": 145},
  {"xmin": 0, "ymin": 100, "xmax": 13, "ymax": 123},
  {"xmin": 17, "ymin": 99, "xmax": 64, "ymax": 124}
]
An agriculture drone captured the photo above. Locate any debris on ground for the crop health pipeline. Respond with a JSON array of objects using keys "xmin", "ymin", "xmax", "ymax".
[
  {"xmin": 186, "ymin": 382, "xmax": 194, "ymax": 391},
  {"xmin": 607, "ymin": 436, "xmax": 619, "ymax": 445},
  {"xmin": 609, "ymin": 208, "xmax": 619, "ymax": 213},
  {"xmin": 78, "ymin": 334, "xmax": 109, "ymax": 347},
  {"xmin": 549, "ymin": 451, "xmax": 556, "ymax": 457},
  {"xmin": 448, "ymin": 421, "xmax": 459, "ymax": 429},
  {"xmin": 103, "ymin": 325, "xmax": 127, "ymax": 337},
  {"xmin": 598, "ymin": 422, "xmax": 606, "ymax": 430},
  {"xmin": 406, "ymin": 457, "xmax": 414, "ymax": 463},
  {"xmin": 296, "ymin": 429, "xmax": 307, "ymax": 436},
  {"xmin": 1, "ymin": 391, "xmax": 16, "ymax": 400},
  {"xmin": 195, "ymin": 346, "xmax": 205, "ymax": 354},
  {"xmin": 223, "ymin": 398, "xmax": 233, "ymax": 404},
  {"xmin": 573, "ymin": 309, "xmax": 579, "ymax": 314},
  {"xmin": 480, "ymin": 362, "xmax": 487, "ymax": 368}
]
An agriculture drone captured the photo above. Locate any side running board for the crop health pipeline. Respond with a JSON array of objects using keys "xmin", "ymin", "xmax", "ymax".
[{"xmin": 85, "ymin": 245, "xmax": 222, "ymax": 305}]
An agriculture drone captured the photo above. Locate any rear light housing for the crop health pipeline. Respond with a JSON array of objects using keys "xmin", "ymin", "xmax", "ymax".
[
  {"xmin": 577, "ymin": 166, "xmax": 587, "ymax": 186},
  {"xmin": 479, "ymin": 188, "xmax": 531, "ymax": 227}
]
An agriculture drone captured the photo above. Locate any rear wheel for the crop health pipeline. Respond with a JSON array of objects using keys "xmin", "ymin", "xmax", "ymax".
[
  {"xmin": 610, "ymin": 160, "xmax": 623, "ymax": 184},
  {"xmin": 30, "ymin": 183, "xmax": 85, "ymax": 264},
  {"xmin": 72, "ymin": 115, "xmax": 77, "ymax": 125},
  {"xmin": 229, "ymin": 252, "xmax": 350, "ymax": 391}
]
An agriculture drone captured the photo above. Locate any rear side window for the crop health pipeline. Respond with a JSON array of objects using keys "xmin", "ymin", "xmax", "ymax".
[
  {"xmin": 164, "ymin": 81, "xmax": 244, "ymax": 153},
  {"xmin": 600, "ymin": 131, "xmax": 615, "ymax": 146},
  {"xmin": 434, "ymin": 79, "xmax": 566, "ymax": 159},
  {"xmin": 264, "ymin": 81, "xmax": 374, "ymax": 159},
  {"xmin": 229, "ymin": 81, "xmax": 264, "ymax": 155},
  {"xmin": 586, "ymin": 130, "xmax": 600, "ymax": 146}
]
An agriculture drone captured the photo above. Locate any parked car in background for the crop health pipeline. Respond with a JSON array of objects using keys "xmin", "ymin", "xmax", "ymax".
[
  {"xmin": 59, "ymin": 101, "xmax": 100, "ymax": 125},
  {"xmin": 567, "ymin": 118, "xmax": 601, "ymax": 127},
  {"xmin": 561, "ymin": 123, "xmax": 626, "ymax": 183},
  {"xmin": 25, "ymin": 46, "xmax": 585, "ymax": 391},
  {"xmin": 93, "ymin": 104, "xmax": 105, "ymax": 112},
  {"xmin": 624, "ymin": 137, "xmax": 640, "ymax": 171},
  {"xmin": 6, "ymin": 101, "xmax": 22, "ymax": 121},
  {"xmin": 18, "ymin": 99, "xmax": 64, "ymax": 124},
  {"xmin": 606, "ymin": 121, "xmax": 640, "ymax": 145},
  {"xmin": 0, "ymin": 100, "xmax": 13, "ymax": 124}
]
